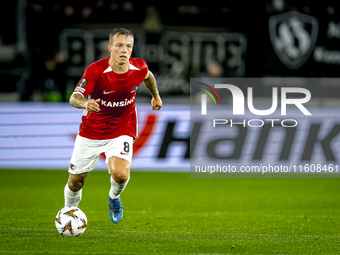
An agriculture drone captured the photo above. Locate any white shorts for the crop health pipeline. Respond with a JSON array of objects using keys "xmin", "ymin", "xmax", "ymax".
[{"xmin": 68, "ymin": 135, "xmax": 133, "ymax": 175}]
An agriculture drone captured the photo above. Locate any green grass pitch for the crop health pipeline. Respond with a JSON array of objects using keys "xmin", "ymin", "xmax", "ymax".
[{"xmin": 0, "ymin": 170, "xmax": 339, "ymax": 254}]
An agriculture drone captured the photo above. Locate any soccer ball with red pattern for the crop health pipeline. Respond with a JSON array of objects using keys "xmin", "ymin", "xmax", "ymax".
[{"xmin": 55, "ymin": 206, "xmax": 87, "ymax": 237}]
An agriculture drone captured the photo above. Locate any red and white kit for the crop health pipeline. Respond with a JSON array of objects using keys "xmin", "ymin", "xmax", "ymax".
[{"xmin": 69, "ymin": 57, "xmax": 148, "ymax": 173}]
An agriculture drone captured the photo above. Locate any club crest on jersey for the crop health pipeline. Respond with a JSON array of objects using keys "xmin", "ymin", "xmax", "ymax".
[
  {"xmin": 77, "ymin": 78, "xmax": 87, "ymax": 88},
  {"xmin": 101, "ymin": 96, "xmax": 135, "ymax": 108},
  {"xmin": 130, "ymin": 87, "xmax": 138, "ymax": 93}
]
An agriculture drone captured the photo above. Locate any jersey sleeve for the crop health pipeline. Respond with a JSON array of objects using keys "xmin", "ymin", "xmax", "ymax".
[
  {"xmin": 131, "ymin": 58, "xmax": 149, "ymax": 81},
  {"xmin": 142, "ymin": 59, "xmax": 149, "ymax": 77},
  {"xmin": 144, "ymin": 70, "xmax": 150, "ymax": 80},
  {"xmin": 73, "ymin": 63, "xmax": 97, "ymax": 97}
]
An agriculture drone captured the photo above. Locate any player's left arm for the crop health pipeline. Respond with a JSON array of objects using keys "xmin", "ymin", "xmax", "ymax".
[{"xmin": 144, "ymin": 71, "xmax": 162, "ymax": 111}]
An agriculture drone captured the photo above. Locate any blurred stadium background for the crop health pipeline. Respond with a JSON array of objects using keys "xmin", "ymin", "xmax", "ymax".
[{"xmin": 0, "ymin": 0, "xmax": 339, "ymax": 170}]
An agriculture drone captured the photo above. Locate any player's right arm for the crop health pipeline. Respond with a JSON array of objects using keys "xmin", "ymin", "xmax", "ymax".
[
  {"xmin": 70, "ymin": 63, "xmax": 101, "ymax": 112},
  {"xmin": 69, "ymin": 93, "xmax": 100, "ymax": 112}
]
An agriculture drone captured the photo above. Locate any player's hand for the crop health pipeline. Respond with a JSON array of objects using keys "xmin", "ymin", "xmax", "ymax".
[
  {"xmin": 151, "ymin": 96, "xmax": 162, "ymax": 111},
  {"xmin": 85, "ymin": 98, "xmax": 101, "ymax": 112}
]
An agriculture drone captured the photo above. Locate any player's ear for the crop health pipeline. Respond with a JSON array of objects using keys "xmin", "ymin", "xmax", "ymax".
[{"xmin": 107, "ymin": 43, "xmax": 112, "ymax": 52}]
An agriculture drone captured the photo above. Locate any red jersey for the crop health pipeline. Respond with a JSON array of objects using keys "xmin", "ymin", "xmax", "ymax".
[{"xmin": 73, "ymin": 57, "xmax": 148, "ymax": 140}]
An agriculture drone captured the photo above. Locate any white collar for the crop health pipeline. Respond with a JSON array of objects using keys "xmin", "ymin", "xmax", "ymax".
[{"xmin": 103, "ymin": 64, "xmax": 140, "ymax": 73}]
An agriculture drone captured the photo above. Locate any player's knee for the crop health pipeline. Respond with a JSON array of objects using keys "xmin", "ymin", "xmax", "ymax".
[
  {"xmin": 109, "ymin": 157, "xmax": 130, "ymax": 183},
  {"xmin": 111, "ymin": 167, "xmax": 129, "ymax": 184}
]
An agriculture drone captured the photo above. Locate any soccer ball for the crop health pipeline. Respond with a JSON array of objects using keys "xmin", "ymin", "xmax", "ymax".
[{"xmin": 55, "ymin": 206, "xmax": 87, "ymax": 237}]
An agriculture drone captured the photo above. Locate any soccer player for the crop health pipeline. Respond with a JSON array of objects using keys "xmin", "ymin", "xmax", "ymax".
[{"xmin": 63, "ymin": 28, "xmax": 162, "ymax": 223}]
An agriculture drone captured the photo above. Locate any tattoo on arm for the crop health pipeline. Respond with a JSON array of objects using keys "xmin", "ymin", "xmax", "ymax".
[
  {"xmin": 69, "ymin": 93, "xmax": 88, "ymax": 109},
  {"xmin": 144, "ymin": 72, "xmax": 159, "ymax": 98}
]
